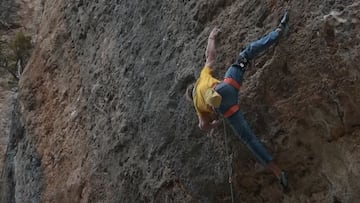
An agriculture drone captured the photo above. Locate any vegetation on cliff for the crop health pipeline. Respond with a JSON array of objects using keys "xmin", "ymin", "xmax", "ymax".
[{"xmin": 0, "ymin": 32, "xmax": 32, "ymax": 82}]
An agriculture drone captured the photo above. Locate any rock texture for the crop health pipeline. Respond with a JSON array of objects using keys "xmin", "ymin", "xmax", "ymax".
[
  {"xmin": 0, "ymin": 0, "xmax": 43, "ymax": 202},
  {"xmin": 0, "ymin": 89, "xmax": 14, "ymax": 181},
  {"xmin": 0, "ymin": 0, "xmax": 19, "ymax": 188},
  {"xmin": 2, "ymin": 0, "xmax": 360, "ymax": 202}
]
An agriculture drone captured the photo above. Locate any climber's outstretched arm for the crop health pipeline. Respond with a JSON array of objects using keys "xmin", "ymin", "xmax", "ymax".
[{"xmin": 205, "ymin": 27, "xmax": 221, "ymax": 68}]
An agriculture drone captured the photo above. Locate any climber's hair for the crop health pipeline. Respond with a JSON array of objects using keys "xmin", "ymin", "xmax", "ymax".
[{"xmin": 185, "ymin": 83, "xmax": 194, "ymax": 103}]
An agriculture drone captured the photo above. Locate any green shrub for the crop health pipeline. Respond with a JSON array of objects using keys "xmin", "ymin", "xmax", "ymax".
[
  {"xmin": 9, "ymin": 32, "xmax": 32, "ymax": 59},
  {"xmin": 0, "ymin": 31, "xmax": 32, "ymax": 82}
]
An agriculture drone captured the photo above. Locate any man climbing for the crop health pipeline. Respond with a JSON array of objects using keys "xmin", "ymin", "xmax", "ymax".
[{"xmin": 186, "ymin": 12, "xmax": 290, "ymax": 191}]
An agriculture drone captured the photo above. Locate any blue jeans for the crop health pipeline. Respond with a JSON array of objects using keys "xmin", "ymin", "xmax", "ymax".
[
  {"xmin": 240, "ymin": 30, "xmax": 280, "ymax": 61},
  {"xmin": 214, "ymin": 30, "xmax": 280, "ymax": 165}
]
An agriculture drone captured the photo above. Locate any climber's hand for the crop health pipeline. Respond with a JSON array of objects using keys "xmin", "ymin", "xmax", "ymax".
[{"xmin": 209, "ymin": 27, "xmax": 221, "ymax": 39}]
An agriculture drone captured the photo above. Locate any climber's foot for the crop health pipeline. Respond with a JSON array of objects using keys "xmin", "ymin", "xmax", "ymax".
[{"xmin": 278, "ymin": 11, "xmax": 289, "ymax": 36}]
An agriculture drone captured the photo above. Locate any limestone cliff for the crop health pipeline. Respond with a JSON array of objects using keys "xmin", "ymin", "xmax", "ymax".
[{"xmin": 1, "ymin": 0, "xmax": 360, "ymax": 202}]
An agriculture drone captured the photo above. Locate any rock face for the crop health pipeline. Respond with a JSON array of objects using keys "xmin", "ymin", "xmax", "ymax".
[
  {"xmin": 0, "ymin": 0, "xmax": 15, "ymax": 170},
  {"xmin": 2, "ymin": 0, "xmax": 360, "ymax": 202},
  {"xmin": 0, "ymin": 0, "xmax": 19, "ymax": 200}
]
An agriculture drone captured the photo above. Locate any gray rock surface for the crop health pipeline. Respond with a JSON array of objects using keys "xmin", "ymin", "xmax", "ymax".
[
  {"xmin": 0, "ymin": 0, "xmax": 17, "ymax": 27},
  {"xmin": 1, "ymin": 0, "xmax": 360, "ymax": 202}
]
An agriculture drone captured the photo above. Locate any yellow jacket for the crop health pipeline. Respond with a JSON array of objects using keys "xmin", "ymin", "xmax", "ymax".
[{"xmin": 193, "ymin": 66, "xmax": 220, "ymax": 116}]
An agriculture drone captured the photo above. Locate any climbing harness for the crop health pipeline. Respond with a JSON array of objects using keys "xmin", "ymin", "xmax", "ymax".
[
  {"xmin": 222, "ymin": 78, "xmax": 241, "ymax": 118},
  {"xmin": 223, "ymin": 119, "xmax": 235, "ymax": 203},
  {"xmin": 223, "ymin": 105, "xmax": 239, "ymax": 118},
  {"xmin": 223, "ymin": 78, "xmax": 241, "ymax": 90}
]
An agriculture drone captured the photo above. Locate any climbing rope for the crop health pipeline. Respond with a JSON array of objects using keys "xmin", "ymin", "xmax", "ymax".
[{"xmin": 223, "ymin": 119, "xmax": 235, "ymax": 203}]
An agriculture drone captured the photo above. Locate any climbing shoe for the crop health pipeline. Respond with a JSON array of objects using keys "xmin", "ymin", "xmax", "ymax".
[
  {"xmin": 279, "ymin": 171, "xmax": 289, "ymax": 192},
  {"xmin": 278, "ymin": 11, "xmax": 289, "ymax": 36}
]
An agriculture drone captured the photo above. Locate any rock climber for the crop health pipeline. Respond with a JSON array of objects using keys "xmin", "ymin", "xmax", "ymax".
[{"xmin": 186, "ymin": 12, "xmax": 290, "ymax": 191}]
